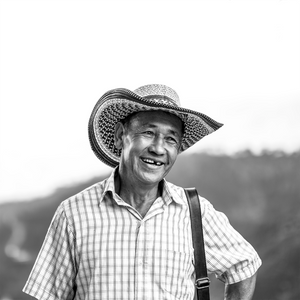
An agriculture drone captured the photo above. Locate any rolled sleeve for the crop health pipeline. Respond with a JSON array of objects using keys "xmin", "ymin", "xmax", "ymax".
[
  {"xmin": 200, "ymin": 196, "xmax": 262, "ymax": 284},
  {"xmin": 23, "ymin": 202, "xmax": 77, "ymax": 300}
]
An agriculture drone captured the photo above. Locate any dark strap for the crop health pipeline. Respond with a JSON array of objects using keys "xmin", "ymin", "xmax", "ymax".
[{"xmin": 184, "ymin": 188, "xmax": 210, "ymax": 300}]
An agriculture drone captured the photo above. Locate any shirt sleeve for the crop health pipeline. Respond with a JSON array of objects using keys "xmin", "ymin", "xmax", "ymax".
[
  {"xmin": 23, "ymin": 202, "xmax": 77, "ymax": 300},
  {"xmin": 200, "ymin": 196, "xmax": 262, "ymax": 284}
]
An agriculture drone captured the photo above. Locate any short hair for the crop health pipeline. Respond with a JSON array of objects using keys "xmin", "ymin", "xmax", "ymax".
[{"xmin": 120, "ymin": 112, "xmax": 139, "ymax": 129}]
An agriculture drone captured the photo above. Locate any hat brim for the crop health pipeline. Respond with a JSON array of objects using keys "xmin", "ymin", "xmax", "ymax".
[{"xmin": 88, "ymin": 88, "xmax": 223, "ymax": 167}]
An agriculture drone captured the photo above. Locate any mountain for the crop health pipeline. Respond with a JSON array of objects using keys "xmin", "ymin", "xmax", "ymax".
[
  {"xmin": 168, "ymin": 151, "xmax": 300, "ymax": 299},
  {"xmin": 0, "ymin": 151, "xmax": 299, "ymax": 300}
]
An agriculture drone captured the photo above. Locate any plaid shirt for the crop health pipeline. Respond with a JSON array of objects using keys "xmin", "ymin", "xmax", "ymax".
[{"xmin": 23, "ymin": 168, "xmax": 261, "ymax": 300}]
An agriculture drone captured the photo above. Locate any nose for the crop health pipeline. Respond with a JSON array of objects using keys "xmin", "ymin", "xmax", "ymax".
[{"xmin": 148, "ymin": 135, "xmax": 166, "ymax": 155}]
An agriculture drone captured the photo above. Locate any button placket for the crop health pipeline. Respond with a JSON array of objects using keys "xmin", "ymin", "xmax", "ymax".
[{"xmin": 135, "ymin": 220, "xmax": 147, "ymax": 299}]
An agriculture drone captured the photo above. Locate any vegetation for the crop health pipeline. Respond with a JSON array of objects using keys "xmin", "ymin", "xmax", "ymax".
[{"xmin": 0, "ymin": 151, "xmax": 299, "ymax": 300}]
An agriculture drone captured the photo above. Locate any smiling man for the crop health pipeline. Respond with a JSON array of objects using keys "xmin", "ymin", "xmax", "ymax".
[
  {"xmin": 114, "ymin": 111, "xmax": 182, "ymax": 217},
  {"xmin": 23, "ymin": 84, "xmax": 261, "ymax": 300}
]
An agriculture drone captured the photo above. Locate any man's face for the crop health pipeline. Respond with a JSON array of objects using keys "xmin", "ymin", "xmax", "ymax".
[{"xmin": 116, "ymin": 111, "xmax": 183, "ymax": 187}]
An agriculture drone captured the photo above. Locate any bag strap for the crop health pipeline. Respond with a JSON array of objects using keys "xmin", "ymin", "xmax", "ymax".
[{"xmin": 184, "ymin": 188, "xmax": 210, "ymax": 300}]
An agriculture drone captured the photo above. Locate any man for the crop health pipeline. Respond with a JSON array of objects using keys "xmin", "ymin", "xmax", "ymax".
[{"xmin": 23, "ymin": 84, "xmax": 261, "ymax": 300}]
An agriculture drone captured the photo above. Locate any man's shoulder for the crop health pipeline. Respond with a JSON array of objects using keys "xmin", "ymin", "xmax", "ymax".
[
  {"xmin": 60, "ymin": 177, "xmax": 109, "ymax": 211},
  {"xmin": 165, "ymin": 180, "xmax": 212, "ymax": 207},
  {"xmin": 165, "ymin": 180, "xmax": 206, "ymax": 199}
]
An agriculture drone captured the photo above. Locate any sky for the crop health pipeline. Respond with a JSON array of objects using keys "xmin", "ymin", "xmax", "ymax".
[{"xmin": 0, "ymin": 0, "xmax": 299, "ymax": 203}]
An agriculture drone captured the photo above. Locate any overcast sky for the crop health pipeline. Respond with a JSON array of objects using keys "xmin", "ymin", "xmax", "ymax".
[{"xmin": 0, "ymin": 0, "xmax": 299, "ymax": 203}]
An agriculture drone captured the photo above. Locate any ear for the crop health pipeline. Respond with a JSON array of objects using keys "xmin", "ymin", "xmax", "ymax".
[{"xmin": 114, "ymin": 122, "xmax": 125, "ymax": 149}]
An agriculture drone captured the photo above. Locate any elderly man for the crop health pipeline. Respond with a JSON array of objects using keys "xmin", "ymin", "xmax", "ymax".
[{"xmin": 23, "ymin": 84, "xmax": 261, "ymax": 300}]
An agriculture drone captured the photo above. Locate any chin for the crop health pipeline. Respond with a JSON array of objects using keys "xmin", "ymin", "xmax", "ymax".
[{"xmin": 139, "ymin": 172, "xmax": 165, "ymax": 185}]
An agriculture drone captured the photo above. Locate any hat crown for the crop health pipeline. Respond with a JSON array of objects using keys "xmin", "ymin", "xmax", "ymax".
[{"xmin": 134, "ymin": 84, "xmax": 181, "ymax": 107}]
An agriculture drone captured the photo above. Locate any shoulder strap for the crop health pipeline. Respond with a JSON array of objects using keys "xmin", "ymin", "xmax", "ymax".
[{"xmin": 184, "ymin": 188, "xmax": 210, "ymax": 300}]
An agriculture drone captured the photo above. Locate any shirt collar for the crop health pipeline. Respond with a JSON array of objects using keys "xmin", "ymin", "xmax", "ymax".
[
  {"xmin": 100, "ymin": 167, "xmax": 185, "ymax": 206},
  {"xmin": 162, "ymin": 179, "xmax": 185, "ymax": 206},
  {"xmin": 100, "ymin": 167, "xmax": 119, "ymax": 203}
]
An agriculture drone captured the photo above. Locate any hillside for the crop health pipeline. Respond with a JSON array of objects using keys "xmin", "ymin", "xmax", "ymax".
[{"xmin": 0, "ymin": 151, "xmax": 299, "ymax": 300}]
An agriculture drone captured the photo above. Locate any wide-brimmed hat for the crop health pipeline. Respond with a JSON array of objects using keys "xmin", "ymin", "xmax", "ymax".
[{"xmin": 88, "ymin": 84, "xmax": 223, "ymax": 167}]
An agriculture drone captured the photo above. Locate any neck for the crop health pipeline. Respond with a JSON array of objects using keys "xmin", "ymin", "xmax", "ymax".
[{"xmin": 114, "ymin": 170, "xmax": 162, "ymax": 218}]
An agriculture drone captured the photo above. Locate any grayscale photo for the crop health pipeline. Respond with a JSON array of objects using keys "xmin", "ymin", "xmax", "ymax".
[{"xmin": 0, "ymin": 1, "xmax": 299, "ymax": 299}]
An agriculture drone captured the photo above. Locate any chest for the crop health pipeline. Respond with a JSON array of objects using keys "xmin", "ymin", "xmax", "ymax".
[
  {"xmin": 73, "ymin": 202, "xmax": 194, "ymax": 264},
  {"xmin": 72, "ymin": 200, "xmax": 195, "ymax": 299}
]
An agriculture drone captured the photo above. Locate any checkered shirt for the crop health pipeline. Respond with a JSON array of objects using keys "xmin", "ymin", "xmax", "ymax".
[{"xmin": 23, "ymin": 168, "xmax": 261, "ymax": 300}]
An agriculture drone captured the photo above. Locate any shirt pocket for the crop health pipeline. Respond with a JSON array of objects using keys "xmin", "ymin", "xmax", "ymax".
[{"xmin": 161, "ymin": 250, "xmax": 194, "ymax": 299}]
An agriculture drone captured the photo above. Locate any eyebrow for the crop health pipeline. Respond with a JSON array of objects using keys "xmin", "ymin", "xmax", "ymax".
[{"xmin": 142, "ymin": 124, "xmax": 182, "ymax": 137}]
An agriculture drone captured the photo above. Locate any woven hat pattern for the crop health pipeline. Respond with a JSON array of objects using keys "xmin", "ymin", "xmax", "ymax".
[
  {"xmin": 88, "ymin": 84, "xmax": 223, "ymax": 167},
  {"xmin": 134, "ymin": 84, "xmax": 181, "ymax": 107}
]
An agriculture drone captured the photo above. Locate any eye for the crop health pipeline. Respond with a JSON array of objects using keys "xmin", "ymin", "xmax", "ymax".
[
  {"xmin": 143, "ymin": 131, "xmax": 154, "ymax": 136},
  {"xmin": 166, "ymin": 136, "xmax": 179, "ymax": 145}
]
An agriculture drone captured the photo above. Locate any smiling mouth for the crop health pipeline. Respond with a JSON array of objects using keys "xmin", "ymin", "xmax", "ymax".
[{"xmin": 141, "ymin": 158, "xmax": 164, "ymax": 166}]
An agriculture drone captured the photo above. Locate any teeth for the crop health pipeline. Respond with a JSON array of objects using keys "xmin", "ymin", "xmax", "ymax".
[{"xmin": 142, "ymin": 158, "xmax": 163, "ymax": 166}]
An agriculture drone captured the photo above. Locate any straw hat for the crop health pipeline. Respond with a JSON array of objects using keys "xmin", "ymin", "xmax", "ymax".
[{"xmin": 88, "ymin": 84, "xmax": 223, "ymax": 167}]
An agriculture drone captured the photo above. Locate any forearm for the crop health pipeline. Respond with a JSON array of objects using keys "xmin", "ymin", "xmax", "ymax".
[{"xmin": 224, "ymin": 273, "xmax": 257, "ymax": 300}]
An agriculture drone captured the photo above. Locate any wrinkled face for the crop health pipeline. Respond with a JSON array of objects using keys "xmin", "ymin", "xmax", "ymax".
[{"xmin": 115, "ymin": 111, "xmax": 183, "ymax": 187}]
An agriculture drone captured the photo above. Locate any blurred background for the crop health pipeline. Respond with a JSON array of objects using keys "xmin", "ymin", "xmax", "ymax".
[{"xmin": 0, "ymin": 0, "xmax": 299, "ymax": 299}]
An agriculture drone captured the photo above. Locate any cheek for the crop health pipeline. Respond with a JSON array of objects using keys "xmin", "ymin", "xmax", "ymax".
[
  {"xmin": 168, "ymin": 150, "xmax": 179, "ymax": 168},
  {"xmin": 122, "ymin": 137, "xmax": 145, "ymax": 159},
  {"xmin": 166, "ymin": 145, "xmax": 180, "ymax": 159},
  {"xmin": 130, "ymin": 136, "xmax": 150, "ymax": 151},
  {"xmin": 169, "ymin": 154, "xmax": 178, "ymax": 166}
]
